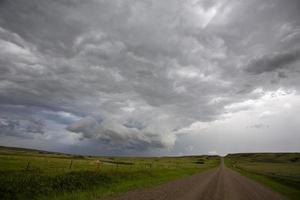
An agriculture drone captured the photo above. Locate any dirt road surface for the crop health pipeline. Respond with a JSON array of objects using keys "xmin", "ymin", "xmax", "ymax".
[{"xmin": 104, "ymin": 158, "xmax": 287, "ymax": 200}]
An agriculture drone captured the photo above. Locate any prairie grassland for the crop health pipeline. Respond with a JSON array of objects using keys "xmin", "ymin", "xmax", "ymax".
[
  {"xmin": 0, "ymin": 146, "xmax": 220, "ymax": 200},
  {"xmin": 225, "ymin": 153, "xmax": 300, "ymax": 200}
]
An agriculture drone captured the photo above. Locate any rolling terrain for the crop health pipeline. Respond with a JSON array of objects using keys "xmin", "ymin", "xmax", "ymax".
[
  {"xmin": 1, "ymin": 146, "xmax": 299, "ymax": 200},
  {"xmin": 225, "ymin": 153, "xmax": 300, "ymax": 200},
  {"xmin": 104, "ymin": 158, "xmax": 288, "ymax": 200},
  {"xmin": 0, "ymin": 146, "xmax": 219, "ymax": 200}
]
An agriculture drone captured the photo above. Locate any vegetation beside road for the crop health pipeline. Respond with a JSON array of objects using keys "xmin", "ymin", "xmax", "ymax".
[
  {"xmin": 225, "ymin": 153, "xmax": 300, "ymax": 200},
  {"xmin": 0, "ymin": 146, "xmax": 220, "ymax": 200}
]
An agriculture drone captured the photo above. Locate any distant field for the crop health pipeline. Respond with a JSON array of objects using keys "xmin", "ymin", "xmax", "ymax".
[
  {"xmin": 225, "ymin": 153, "xmax": 300, "ymax": 200},
  {"xmin": 0, "ymin": 146, "xmax": 220, "ymax": 200}
]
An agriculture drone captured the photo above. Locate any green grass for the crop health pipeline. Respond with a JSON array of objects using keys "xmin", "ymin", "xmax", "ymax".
[
  {"xmin": 0, "ymin": 146, "xmax": 220, "ymax": 200},
  {"xmin": 225, "ymin": 153, "xmax": 300, "ymax": 200}
]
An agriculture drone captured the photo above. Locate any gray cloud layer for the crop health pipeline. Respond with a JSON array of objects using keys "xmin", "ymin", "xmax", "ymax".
[
  {"xmin": 0, "ymin": 0, "xmax": 300, "ymax": 154},
  {"xmin": 245, "ymin": 49, "xmax": 300, "ymax": 74}
]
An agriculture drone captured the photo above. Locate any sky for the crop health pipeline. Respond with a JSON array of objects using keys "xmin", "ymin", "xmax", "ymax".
[{"xmin": 0, "ymin": 0, "xmax": 299, "ymax": 156}]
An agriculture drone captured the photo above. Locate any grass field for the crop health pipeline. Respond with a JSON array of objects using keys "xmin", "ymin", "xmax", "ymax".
[
  {"xmin": 225, "ymin": 153, "xmax": 300, "ymax": 200},
  {"xmin": 0, "ymin": 146, "xmax": 220, "ymax": 200}
]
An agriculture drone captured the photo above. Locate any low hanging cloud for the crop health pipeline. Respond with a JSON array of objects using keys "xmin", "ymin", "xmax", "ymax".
[
  {"xmin": 0, "ymin": 117, "xmax": 44, "ymax": 138},
  {"xmin": 67, "ymin": 116, "xmax": 176, "ymax": 151}
]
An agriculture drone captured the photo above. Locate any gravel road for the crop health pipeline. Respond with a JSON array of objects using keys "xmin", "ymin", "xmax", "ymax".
[{"xmin": 104, "ymin": 158, "xmax": 287, "ymax": 200}]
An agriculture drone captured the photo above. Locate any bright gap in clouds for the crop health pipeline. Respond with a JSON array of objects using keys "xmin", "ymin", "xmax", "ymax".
[
  {"xmin": 172, "ymin": 89, "xmax": 300, "ymax": 156},
  {"xmin": 0, "ymin": 0, "xmax": 299, "ymax": 155}
]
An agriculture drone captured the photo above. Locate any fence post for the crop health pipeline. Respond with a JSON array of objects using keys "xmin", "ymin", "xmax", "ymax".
[
  {"xmin": 26, "ymin": 160, "xmax": 30, "ymax": 170},
  {"xmin": 69, "ymin": 160, "xmax": 73, "ymax": 170},
  {"xmin": 96, "ymin": 160, "xmax": 101, "ymax": 171}
]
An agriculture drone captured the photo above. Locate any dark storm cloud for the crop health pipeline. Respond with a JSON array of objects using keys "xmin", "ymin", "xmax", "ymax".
[
  {"xmin": 67, "ymin": 116, "xmax": 175, "ymax": 150},
  {"xmin": 0, "ymin": 0, "xmax": 300, "ymax": 154},
  {"xmin": 0, "ymin": 111, "xmax": 44, "ymax": 138},
  {"xmin": 245, "ymin": 49, "xmax": 300, "ymax": 74},
  {"xmin": 0, "ymin": 0, "xmax": 84, "ymax": 56}
]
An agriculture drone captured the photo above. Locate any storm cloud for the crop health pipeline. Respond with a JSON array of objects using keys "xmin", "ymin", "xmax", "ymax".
[
  {"xmin": 245, "ymin": 49, "xmax": 300, "ymax": 74},
  {"xmin": 0, "ymin": 0, "xmax": 300, "ymax": 155}
]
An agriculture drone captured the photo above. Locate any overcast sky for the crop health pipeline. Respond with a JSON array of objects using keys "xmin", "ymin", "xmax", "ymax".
[{"xmin": 0, "ymin": 0, "xmax": 299, "ymax": 156}]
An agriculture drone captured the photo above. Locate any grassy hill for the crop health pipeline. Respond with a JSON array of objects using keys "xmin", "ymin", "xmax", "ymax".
[
  {"xmin": 225, "ymin": 153, "xmax": 300, "ymax": 200},
  {"xmin": 0, "ymin": 146, "xmax": 220, "ymax": 200}
]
